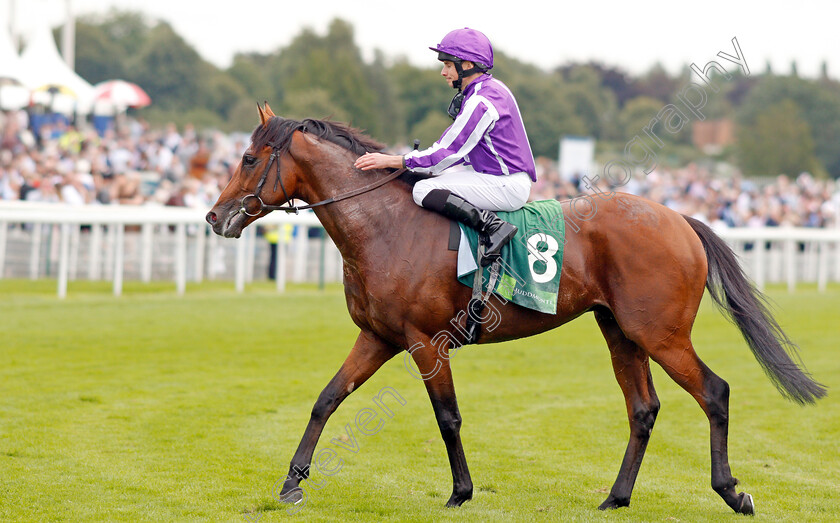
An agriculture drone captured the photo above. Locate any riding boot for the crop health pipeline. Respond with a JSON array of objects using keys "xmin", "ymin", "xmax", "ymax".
[{"xmin": 421, "ymin": 189, "xmax": 517, "ymax": 265}]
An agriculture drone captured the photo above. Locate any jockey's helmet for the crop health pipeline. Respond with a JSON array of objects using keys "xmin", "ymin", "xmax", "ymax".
[{"xmin": 430, "ymin": 28, "xmax": 493, "ymax": 90}]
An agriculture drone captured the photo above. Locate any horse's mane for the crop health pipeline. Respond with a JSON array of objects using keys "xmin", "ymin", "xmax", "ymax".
[
  {"xmin": 250, "ymin": 116, "xmax": 434, "ymax": 185},
  {"xmin": 250, "ymin": 117, "xmax": 386, "ymax": 157}
]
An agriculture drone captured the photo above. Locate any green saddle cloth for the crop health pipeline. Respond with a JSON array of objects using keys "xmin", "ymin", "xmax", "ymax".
[{"xmin": 457, "ymin": 200, "xmax": 565, "ymax": 314}]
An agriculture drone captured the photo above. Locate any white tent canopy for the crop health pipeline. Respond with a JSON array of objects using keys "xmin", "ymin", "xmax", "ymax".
[
  {"xmin": 17, "ymin": 21, "xmax": 94, "ymax": 114},
  {"xmin": 0, "ymin": 20, "xmax": 26, "ymax": 84},
  {"xmin": 0, "ymin": 22, "xmax": 30, "ymax": 110},
  {"xmin": 0, "ymin": 19, "xmax": 143, "ymax": 116}
]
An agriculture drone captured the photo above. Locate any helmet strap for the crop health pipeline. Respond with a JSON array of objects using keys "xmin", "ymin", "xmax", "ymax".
[
  {"xmin": 447, "ymin": 60, "xmax": 487, "ymax": 119},
  {"xmin": 452, "ymin": 61, "xmax": 464, "ymax": 90},
  {"xmin": 451, "ymin": 60, "xmax": 484, "ymax": 91}
]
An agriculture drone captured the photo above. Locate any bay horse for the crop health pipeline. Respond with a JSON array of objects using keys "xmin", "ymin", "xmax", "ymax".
[{"xmin": 205, "ymin": 105, "xmax": 826, "ymax": 515}]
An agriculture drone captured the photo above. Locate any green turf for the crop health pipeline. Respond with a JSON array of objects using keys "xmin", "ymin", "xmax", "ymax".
[{"xmin": 1, "ymin": 280, "xmax": 838, "ymax": 522}]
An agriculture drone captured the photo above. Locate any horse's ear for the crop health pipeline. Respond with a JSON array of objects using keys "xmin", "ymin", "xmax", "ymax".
[
  {"xmin": 264, "ymin": 102, "xmax": 276, "ymax": 118},
  {"xmin": 257, "ymin": 102, "xmax": 268, "ymax": 127}
]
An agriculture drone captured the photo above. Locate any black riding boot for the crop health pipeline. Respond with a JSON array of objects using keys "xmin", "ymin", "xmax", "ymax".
[{"xmin": 421, "ymin": 189, "xmax": 517, "ymax": 265}]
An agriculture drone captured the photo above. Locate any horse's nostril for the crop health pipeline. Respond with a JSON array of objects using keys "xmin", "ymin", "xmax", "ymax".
[{"xmin": 206, "ymin": 211, "xmax": 217, "ymax": 224}]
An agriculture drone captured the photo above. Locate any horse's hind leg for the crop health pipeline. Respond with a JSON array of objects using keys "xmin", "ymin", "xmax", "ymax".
[
  {"xmin": 637, "ymin": 329, "xmax": 755, "ymax": 515},
  {"xmin": 594, "ymin": 309, "xmax": 661, "ymax": 510}
]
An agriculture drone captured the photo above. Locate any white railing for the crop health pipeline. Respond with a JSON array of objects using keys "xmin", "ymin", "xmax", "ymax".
[
  {"xmin": 714, "ymin": 226, "xmax": 840, "ymax": 293},
  {"xmin": 0, "ymin": 201, "xmax": 338, "ymax": 297},
  {"xmin": 1, "ymin": 201, "xmax": 839, "ymax": 297}
]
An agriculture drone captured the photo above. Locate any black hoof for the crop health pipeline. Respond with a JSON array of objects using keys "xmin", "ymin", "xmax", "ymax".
[
  {"xmin": 277, "ymin": 487, "xmax": 304, "ymax": 505},
  {"xmin": 736, "ymin": 492, "xmax": 754, "ymax": 515},
  {"xmin": 598, "ymin": 495, "xmax": 630, "ymax": 510},
  {"xmin": 445, "ymin": 489, "xmax": 473, "ymax": 507}
]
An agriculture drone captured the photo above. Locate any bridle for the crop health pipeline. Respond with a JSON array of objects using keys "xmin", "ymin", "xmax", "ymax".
[{"xmin": 239, "ymin": 141, "xmax": 406, "ymax": 216}]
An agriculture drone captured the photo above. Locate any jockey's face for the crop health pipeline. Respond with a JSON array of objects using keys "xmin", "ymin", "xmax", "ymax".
[
  {"xmin": 441, "ymin": 60, "xmax": 458, "ymax": 88},
  {"xmin": 441, "ymin": 60, "xmax": 478, "ymax": 89}
]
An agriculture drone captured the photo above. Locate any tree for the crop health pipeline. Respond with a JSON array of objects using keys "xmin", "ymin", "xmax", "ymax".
[
  {"xmin": 560, "ymin": 68, "xmax": 618, "ymax": 140},
  {"xmin": 367, "ymin": 50, "xmax": 405, "ymax": 143},
  {"xmin": 737, "ymin": 99, "xmax": 819, "ymax": 176},
  {"xmin": 226, "ymin": 99, "xmax": 265, "ymax": 134},
  {"xmin": 69, "ymin": 10, "xmax": 840, "ymax": 174},
  {"xmin": 95, "ymin": 10, "xmax": 150, "ymax": 58},
  {"xmin": 724, "ymin": 69, "xmax": 759, "ymax": 108},
  {"xmin": 72, "ymin": 20, "xmax": 126, "ymax": 83},
  {"xmin": 227, "ymin": 55, "xmax": 274, "ymax": 103},
  {"xmin": 633, "ymin": 63, "xmax": 680, "ymax": 104},
  {"xmin": 618, "ymin": 96, "xmax": 672, "ymax": 143},
  {"xmin": 495, "ymin": 53, "xmax": 586, "ymax": 158},
  {"xmin": 281, "ymin": 89, "xmax": 350, "ymax": 123},
  {"xmin": 409, "ymin": 112, "xmax": 451, "ymax": 151},
  {"xmin": 390, "ymin": 59, "xmax": 450, "ymax": 141},
  {"xmin": 201, "ymin": 69, "xmax": 248, "ymax": 120},
  {"xmin": 516, "ymin": 78, "xmax": 586, "ymax": 158},
  {"xmin": 72, "ymin": 10, "xmax": 152, "ymax": 82},
  {"xmin": 273, "ymin": 19, "xmax": 384, "ymax": 136},
  {"xmin": 737, "ymin": 76, "xmax": 840, "ymax": 176},
  {"xmin": 129, "ymin": 22, "xmax": 210, "ymax": 111},
  {"xmin": 558, "ymin": 61, "xmax": 636, "ymax": 107}
]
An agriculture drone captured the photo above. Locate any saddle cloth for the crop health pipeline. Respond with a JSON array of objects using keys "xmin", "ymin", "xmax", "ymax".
[{"xmin": 456, "ymin": 200, "xmax": 565, "ymax": 314}]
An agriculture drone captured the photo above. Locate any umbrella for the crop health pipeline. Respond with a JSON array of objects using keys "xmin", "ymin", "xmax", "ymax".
[
  {"xmin": 32, "ymin": 84, "xmax": 77, "ymax": 103},
  {"xmin": 30, "ymin": 84, "xmax": 78, "ymax": 114},
  {"xmin": 32, "ymin": 83, "xmax": 77, "ymax": 97},
  {"xmin": 92, "ymin": 80, "xmax": 151, "ymax": 108}
]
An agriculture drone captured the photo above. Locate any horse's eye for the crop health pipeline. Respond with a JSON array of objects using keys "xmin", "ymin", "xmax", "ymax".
[{"xmin": 243, "ymin": 155, "xmax": 257, "ymax": 167}]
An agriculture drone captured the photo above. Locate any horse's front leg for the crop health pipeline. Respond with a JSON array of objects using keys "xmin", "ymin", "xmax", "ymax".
[
  {"xmin": 407, "ymin": 333, "xmax": 473, "ymax": 507},
  {"xmin": 278, "ymin": 330, "xmax": 399, "ymax": 499}
]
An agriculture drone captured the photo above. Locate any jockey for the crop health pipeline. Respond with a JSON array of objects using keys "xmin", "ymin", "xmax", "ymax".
[{"xmin": 354, "ymin": 27, "xmax": 536, "ymax": 264}]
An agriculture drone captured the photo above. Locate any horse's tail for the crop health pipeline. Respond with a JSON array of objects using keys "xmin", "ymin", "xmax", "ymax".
[{"xmin": 683, "ymin": 215, "xmax": 827, "ymax": 405}]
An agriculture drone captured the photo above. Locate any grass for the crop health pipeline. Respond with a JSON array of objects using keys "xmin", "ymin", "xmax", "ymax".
[{"xmin": 0, "ymin": 280, "xmax": 838, "ymax": 522}]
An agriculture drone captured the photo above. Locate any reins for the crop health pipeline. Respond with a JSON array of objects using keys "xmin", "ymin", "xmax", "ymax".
[{"xmin": 239, "ymin": 141, "xmax": 406, "ymax": 216}]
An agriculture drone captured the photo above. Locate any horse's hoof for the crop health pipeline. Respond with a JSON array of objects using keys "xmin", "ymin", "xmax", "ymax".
[
  {"xmin": 598, "ymin": 495, "xmax": 630, "ymax": 510},
  {"xmin": 277, "ymin": 488, "xmax": 304, "ymax": 505},
  {"xmin": 736, "ymin": 492, "xmax": 754, "ymax": 515},
  {"xmin": 445, "ymin": 490, "xmax": 473, "ymax": 507}
]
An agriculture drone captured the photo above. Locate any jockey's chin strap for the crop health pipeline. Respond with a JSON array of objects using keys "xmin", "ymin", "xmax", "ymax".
[{"xmin": 239, "ymin": 141, "xmax": 407, "ymax": 216}]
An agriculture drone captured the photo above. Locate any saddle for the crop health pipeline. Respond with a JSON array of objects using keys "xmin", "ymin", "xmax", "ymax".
[{"xmin": 448, "ymin": 200, "xmax": 567, "ymax": 343}]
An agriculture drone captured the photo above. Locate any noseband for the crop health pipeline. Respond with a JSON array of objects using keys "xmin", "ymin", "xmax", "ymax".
[
  {"xmin": 239, "ymin": 141, "xmax": 406, "ymax": 216},
  {"xmin": 239, "ymin": 142, "xmax": 290, "ymax": 216}
]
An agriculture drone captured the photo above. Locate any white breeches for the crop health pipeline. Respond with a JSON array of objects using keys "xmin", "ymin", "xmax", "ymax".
[{"xmin": 412, "ymin": 165, "xmax": 532, "ymax": 211}]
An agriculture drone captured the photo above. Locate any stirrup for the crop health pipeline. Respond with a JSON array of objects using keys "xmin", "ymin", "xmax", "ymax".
[
  {"xmin": 464, "ymin": 248, "xmax": 502, "ymax": 344},
  {"xmin": 478, "ymin": 246, "xmax": 502, "ymax": 267}
]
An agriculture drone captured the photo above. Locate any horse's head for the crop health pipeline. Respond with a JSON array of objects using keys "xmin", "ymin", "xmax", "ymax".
[
  {"xmin": 205, "ymin": 103, "xmax": 305, "ymax": 238},
  {"xmin": 206, "ymin": 106, "xmax": 390, "ymax": 238}
]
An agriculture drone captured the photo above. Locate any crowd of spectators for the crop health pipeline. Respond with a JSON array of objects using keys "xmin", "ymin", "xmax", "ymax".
[
  {"xmin": 2, "ymin": 109, "xmax": 839, "ymax": 229},
  {"xmin": 0, "ymin": 109, "xmax": 245, "ymax": 211},
  {"xmin": 531, "ymin": 158, "xmax": 840, "ymax": 229}
]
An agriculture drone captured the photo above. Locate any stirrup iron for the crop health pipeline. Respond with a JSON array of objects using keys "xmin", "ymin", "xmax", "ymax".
[{"xmin": 464, "ymin": 246, "xmax": 502, "ymax": 344}]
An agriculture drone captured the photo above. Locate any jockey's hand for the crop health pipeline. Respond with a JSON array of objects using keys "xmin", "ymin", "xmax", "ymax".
[{"xmin": 354, "ymin": 153, "xmax": 404, "ymax": 171}]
